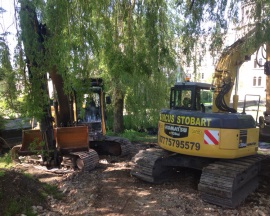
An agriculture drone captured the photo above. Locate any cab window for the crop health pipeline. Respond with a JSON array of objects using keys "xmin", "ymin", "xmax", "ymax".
[{"xmin": 175, "ymin": 90, "xmax": 192, "ymax": 109}]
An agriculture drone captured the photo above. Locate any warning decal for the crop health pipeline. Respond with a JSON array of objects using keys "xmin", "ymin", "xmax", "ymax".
[{"xmin": 204, "ymin": 130, "xmax": 219, "ymax": 145}]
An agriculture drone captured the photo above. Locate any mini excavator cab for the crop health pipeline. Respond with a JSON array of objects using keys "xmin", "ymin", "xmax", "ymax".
[
  {"xmin": 75, "ymin": 78, "xmax": 109, "ymax": 141},
  {"xmin": 158, "ymin": 80, "xmax": 259, "ymax": 159},
  {"xmin": 170, "ymin": 82, "xmax": 213, "ymax": 112}
]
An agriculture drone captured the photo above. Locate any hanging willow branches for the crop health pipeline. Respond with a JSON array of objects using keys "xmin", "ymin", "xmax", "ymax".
[
  {"xmin": 11, "ymin": 0, "xmax": 177, "ymax": 132},
  {"xmin": 175, "ymin": 0, "xmax": 270, "ymax": 71},
  {"xmin": 5, "ymin": 0, "xmax": 270, "ymax": 131}
]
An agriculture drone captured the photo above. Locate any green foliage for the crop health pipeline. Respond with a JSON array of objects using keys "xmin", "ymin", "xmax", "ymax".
[
  {"xmin": 28, "ymin": 139, "xmax": 44, "ymax": 152},
  {"xmin": 96, "ymin": 0, "xmax": 177, "ymax": 131},
  {"xmin": 0, "ymin": 39, "xmax": 20, "ymax": 116},
  {"xmin": 13, "ymin": 0, "xmax": 179, "ymax": 129},
  {"xmin": 0, "ymin": 169, "xmax": 62, "ymax": 216},
  {"xmin": 4, "ymin": 200, "xmax": 22, "ymax": 216},
  {"xmin": 42, "ymin": 183, "xmax": 63, "ymax": 200},
  {"xmin": 107, "ymin": 129, "xmax": 157, "ymax": 143},
  {"xmin": 14, "ymin": 0, "xmax": 270, "ymax": 131},
  {"xmin": 0, "ymin": 114, "xmax": 6, "ymax": 130},
  {"xmin": 175, "ymin": 0, "xmax": 270, "ymax": 71},
  {"xmin": 105, "ymin": 105, "xmax": 114, "ymax": 130},
  {"xmin": 201, "ymin": 90, "xmax": 213, "ymax": 104},
  {"xmin": 0, "ymin": 153, "xmax": 12, "ymax": 168},
  {"xmin": 28, "ymin": 139, "xmax": 52, "ymax": 159}
]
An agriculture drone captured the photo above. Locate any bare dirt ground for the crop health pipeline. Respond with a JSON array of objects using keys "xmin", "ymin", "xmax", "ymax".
[{"xmin": 3, "ymin": 142, "xmax": 270, "ymax": 216}]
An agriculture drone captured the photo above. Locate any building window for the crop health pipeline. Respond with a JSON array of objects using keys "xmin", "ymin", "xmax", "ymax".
[
  {"xmin": 253, "ymin": 76, "xmax": 257, "ymax": 86},
  {"xmin": 259, "ymin": 58, "xmax": 262, "ymax": 67},
  {"xmin": 254, "ymin": 59, "xmax": 257, "ymax": 68},
  {"xmin": 258, "ymin": 76, "xmax": 262, "ymax": 86}
]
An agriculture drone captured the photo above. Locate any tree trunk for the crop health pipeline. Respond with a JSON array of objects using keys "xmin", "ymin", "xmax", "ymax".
[
  {"xmin": 49, "ymin": 66, "xmax": 72, "ymax": 126},
  {"xmin": 113, "ymin": 87, "xmax": 124, "ymax": 133},
  {"xmin": 20, "ymin": 0, "xmax": 71, "ymax": 164},
  {"xmin": 20, "ymin": 0, "xmax": 55, "ymax": 161}
]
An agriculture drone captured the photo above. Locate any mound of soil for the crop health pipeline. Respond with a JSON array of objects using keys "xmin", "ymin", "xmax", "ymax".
[{"xmin": 0, "ymin": 168, "xmax": 49, "ymax": 215}]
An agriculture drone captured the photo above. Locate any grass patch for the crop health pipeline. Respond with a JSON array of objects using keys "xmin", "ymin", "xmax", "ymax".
[
  {"xmin": 4, "ymin": 200, "xmax": 37, "ymax": 216},
  {"xmin": 0, "ymin": 169, "xmax": 5, "ymax": 176},
  {"xmin": 0, "ymin": 169, "xmax": 62, "ymax": 216},
  {"xmin": 107, "ymin": 129, "xmax": 157, "ymax": 143},
  {"xmin": 20, "ymin": 172, "xmax": 63, "ymax": 200},
  {"xmin": 42, "ymin": 183, "xmax": 63, "ymax": 200},
  {"xmin": 0, "ymin": 152, "xmax": 13, "ymax": 168}
]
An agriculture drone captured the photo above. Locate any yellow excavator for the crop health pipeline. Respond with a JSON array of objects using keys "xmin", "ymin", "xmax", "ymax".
[
  {"xmin": 131, "ymin": 32, "xmax": 267, "ymax": 208},
  {"xmin": 11, "ymin": 78, "xmax": 132, "ymax": 171}
]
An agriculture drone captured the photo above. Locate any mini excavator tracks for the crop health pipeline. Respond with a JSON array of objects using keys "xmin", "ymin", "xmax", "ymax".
[
  {"xmin": 91, "ymin": 136, "xmax": 134, "ymax": 157},
  {"xmin": 130, "ymin": 148, "xmax": 170, "ymax": 183},
  {"xmin": 131, "ymin": 147, "xmax": 266, "ymax": 208},
  {"xmin": 104, "ymin": 136, "xmax": 133, "ymax": 156},
  {"xmin": 198, "ymin": 154, "xmax": 266, "ymax": 208},
  {"xmin": 70, "ymin": 149, "xmax": 99, "ymax": 171},
  {"xmin": 12, "ymin": 145, "xmax": 99, "ymax": 172}
]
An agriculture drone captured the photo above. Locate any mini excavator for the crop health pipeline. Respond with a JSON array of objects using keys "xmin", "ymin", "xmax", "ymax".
[
  {"xmin": 131, "ymin": 33, "xmax": 267, "ymax": 208},
  {"xmin": 11, "ymin": 78, "xmax": 132, "ymax": 171}
]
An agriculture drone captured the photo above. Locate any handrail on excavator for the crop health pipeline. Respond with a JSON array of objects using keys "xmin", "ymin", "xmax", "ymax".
[{"xmin": 242, "ymin": 94, "xmax": 261, "ymax": 124}]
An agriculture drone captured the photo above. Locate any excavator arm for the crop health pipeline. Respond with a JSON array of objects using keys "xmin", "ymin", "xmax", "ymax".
[{"xmin": 212, "ymin": 27, "xmax": 265, "ymax": 113}]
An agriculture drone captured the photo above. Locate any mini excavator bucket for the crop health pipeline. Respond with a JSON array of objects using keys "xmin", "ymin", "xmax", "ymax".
[
  {"xmin": 54, "ymin": 126, "xmax": 89, "ymax": 154},
  {"xmin": 18, "ymin": 129, "xmax": 43, "ymax": 155}
]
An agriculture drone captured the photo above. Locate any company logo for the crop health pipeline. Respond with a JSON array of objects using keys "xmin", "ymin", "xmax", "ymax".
[{"xmin": 164, "ymin": 124, "xmax": 188, "ymax": 138}]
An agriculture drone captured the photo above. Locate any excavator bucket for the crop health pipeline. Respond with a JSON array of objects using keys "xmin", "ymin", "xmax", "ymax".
[
  {"xmin": 10, "ymin": 129, "xmax": 43, "ymax": 162},
  {"xmin": 54, "ymin": 126, "xmax": 99, "ymax": 171},
  {"xmin": 54, "ymin": 126, "xmax": 89, "ymax": 154},
  {"xmin": 18, "ymin": 129, "xmax": 43, "ymax": 155}
]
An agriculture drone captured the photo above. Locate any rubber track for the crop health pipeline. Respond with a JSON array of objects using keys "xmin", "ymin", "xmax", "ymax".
[
  {"xmin": 104, "ymin": 136, "xmax": 134, "ymax": 156},
  {"xmin": 71, "ymin": 149, "xmax": 99, "ymax": 171},
  {"xmin": 130, "ymin": 148, "xmax": 170, "ymax": 183},
  {"xmin": 198, "ymin": 154, "xmax": 266, "ymax": 208}
]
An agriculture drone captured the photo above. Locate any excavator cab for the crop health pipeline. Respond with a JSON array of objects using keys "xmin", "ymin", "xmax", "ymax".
[
  {"xmin": 158, "ymin": 80, "xmax": 259, "ymax": 159},
  {"xmin": 74, "ymin": 78, "xmax": 132, "ymax": 156},
  {"xmin": 170, "ymin": 82, "xmax": 213, "ymax": 112},
  {"xmin": 75, "ymin": 78, "xmax": 108, "ymax": 141}
]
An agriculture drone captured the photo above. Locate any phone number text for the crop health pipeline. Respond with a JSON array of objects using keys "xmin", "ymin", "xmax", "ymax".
[{"xmin": 159, "ymin": 135, "xmax": 200, "ymax": 151}]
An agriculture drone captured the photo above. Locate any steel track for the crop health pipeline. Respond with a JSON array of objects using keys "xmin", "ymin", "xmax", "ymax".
[
  {"xmin": 130, "ymin": 147, "xmax": 266, "ymax": 208},
  {"xmin": 198, "ymin": 154, "xmax": 266, "ymax": 208},
  {"xmin": 70, "ymin": 149, "xmax": 99, "ymax": 171},
  {"xmin": 130, "ymin": 148, "xmax": 170, "ymax": 183}
]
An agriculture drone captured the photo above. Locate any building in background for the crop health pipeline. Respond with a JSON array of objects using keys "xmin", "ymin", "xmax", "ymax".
[{"xmin": 179, "ymin": 2, "xmax": 267, "ymax": 105}]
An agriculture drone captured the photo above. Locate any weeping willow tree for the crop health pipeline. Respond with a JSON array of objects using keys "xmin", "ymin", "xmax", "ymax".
[
  {"xmin": 175, "ymin": 0, "xmax": 270, "ymax": 78},
  {"xmin": 0, "ymin": 6, "xmax": 17, "ymax": 118},
  {"xmin": 13, "ymin": 0, "xmax": 270, "ymax": 135},
  {"xmin": 0, "ymin": 39, "xmax": 17, "ymax": 117},
  {"xmin": 97, "ymin": 0, "xmax": 176, "ymax": 132},
  {"xmin": 175, "ymin": 0, "xmax": 235, "ymax": 68},
  {"xmin": 12, "ymin": 0, "xmax": 177, "ymax": 134}
]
